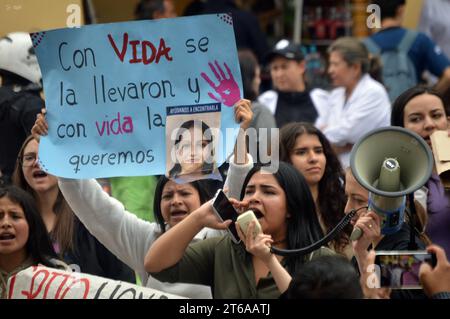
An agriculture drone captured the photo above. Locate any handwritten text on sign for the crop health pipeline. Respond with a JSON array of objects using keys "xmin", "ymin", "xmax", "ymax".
[
  {"xmin": 32, "ymin": 14, "xmax": 241, "ymax": 178},
  {"xmin": 7, "ymin": 266, "xmax": 184, "ymax": 299}
]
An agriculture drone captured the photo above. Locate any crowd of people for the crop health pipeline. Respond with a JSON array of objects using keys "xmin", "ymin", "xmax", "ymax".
[{"xmin": 1, "ymin": 0, "xmax": 450, "ymax": 300}]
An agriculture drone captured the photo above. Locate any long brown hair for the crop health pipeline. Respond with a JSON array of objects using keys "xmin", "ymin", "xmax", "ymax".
[
  {"xmin": 12, "ymin": 135, "xmax": 74, "ymax": 255},
  {"xmin": 280, "ymin": 122, "xmax": 350, "ymax": 253}
]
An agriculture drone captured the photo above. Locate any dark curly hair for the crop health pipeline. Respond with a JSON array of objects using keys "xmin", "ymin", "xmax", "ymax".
[{"xmin": 280, "ymin": 122, "xmax": 350, "ymax": 253}]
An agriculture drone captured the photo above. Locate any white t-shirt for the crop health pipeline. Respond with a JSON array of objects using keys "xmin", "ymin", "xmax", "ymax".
[
  {"xmin": 419, "ymin": 0, "xmax": 450, "ymax": 58},
  {"xmin": 315, "ymin": 74, "xmax": 391, "ymax": 167}
]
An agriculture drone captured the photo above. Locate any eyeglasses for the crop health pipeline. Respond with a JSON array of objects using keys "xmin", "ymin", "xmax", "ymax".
[{"xmin": 19, "ymin": 153, "xmax": 37, "ymax": 167}]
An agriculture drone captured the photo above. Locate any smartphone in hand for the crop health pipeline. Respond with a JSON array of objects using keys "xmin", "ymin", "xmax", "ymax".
[
  {"xmin": 212, "ymin": 189, "xmax": 240, "ymax": 244},
  {"xmin": 375, "ymin": 251, "xmax": 437, "ymax": 289}
]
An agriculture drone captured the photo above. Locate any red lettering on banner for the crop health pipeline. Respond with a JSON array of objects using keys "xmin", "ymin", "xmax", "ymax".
[
  {"xmin": 43, "ymin": 272, "xmax": 59, "ymax": 299},
  {"xmin": 129, "ymin": 40, "xmax": 142, "ymax": 63},
  {"xmin": 108, "ymin": 33, "xmax": 128, "ymax": 62},
  {"xmin": 8, "ymin": 266, "xmax": 172, "ymax": 299},
  {"xmin": 16, "ymin": 267, "xmax": 91, "ymax": 299},
  {"xmin": 21, "ymin": 268, "xmax": 50, "ymax": 299},
  {"xmin": 8, "ymin": 274, "xmax": 17, "ymax": 299},
  {"xmin": 155, "ymin": 38, "xmax": 172, "ymax": 63},
  {"xmin": 107, "ymin": 33, "xmax": 173, "ymax": 65},
  {"xmin": 142, "ymin": 41, "xmax": 156, "ymax": 64},
  {"xmin": 44, "ymin": 272, "xmax": 71, "ymax": 299},
  {"xmin": 95, "ymin": 113, "xmax": 134, "ymax": 136},
  {"xmin": 60, "ymin": 278, "xmax": 90, "ymax": 299}
]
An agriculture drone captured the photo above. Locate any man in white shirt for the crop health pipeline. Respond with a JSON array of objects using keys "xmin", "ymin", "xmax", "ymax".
[{"xmin": 258, "ymin": 40, "xmax": 319, "ymax": 128}]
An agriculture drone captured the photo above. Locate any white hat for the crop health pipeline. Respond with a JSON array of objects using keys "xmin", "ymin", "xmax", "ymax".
[{"xmin": 0, "ymin": 32, "xmax": 42, "ymax": 84}]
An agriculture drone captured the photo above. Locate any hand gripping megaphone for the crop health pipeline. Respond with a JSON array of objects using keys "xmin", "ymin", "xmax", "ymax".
[{"xmin": 349, "ymin": 127, "xmax": 433, "ymax": 240}]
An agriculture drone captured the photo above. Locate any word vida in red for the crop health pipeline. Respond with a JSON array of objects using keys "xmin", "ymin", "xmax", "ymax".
[{"xmin": 108, "ymin": 33, "xmax": 173, "ymax": 65}]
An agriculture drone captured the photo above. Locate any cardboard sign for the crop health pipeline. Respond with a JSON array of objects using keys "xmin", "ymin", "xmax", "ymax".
[
  {"xmin": 430, "ymin": 130, "xmax": 450, "ymax": 189},
  {"xmin": 33, "ymin": 14, "xmax": 241, "ymax": 178},
  {"xmin": 7, "ymin": 265, "xmax": 185, "ymax": 299}
]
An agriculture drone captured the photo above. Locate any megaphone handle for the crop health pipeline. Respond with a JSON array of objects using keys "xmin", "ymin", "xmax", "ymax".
[
  {"xmin": 349, "ymin": 205, "xmax": 371, "ymax": 241},
  {"xmin": 350, "ymin": 227, "xmax": 363, "ymax": 241}
]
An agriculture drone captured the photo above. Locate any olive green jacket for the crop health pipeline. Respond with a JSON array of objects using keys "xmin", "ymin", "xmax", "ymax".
[{"xmin": 151, "ymin": 236, "xmax": 334, "ymax": 299}]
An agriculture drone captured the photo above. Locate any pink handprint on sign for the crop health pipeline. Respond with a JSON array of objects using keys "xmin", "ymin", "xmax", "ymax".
[{"xmin": 201, "ymin": 60, "xmax": 240, "ymax": 107}]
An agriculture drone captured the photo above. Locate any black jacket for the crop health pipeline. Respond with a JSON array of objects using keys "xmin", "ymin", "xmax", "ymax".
[
  {"xmin": 275, "ymin": 90, "xmax": 318, "ymax": 128},
  {"xmin": 0, "ymin": 86, "xmax": 43, "ymax": 183},
  {"xmin": 61, "ymin": 217, "xmax": 136, "ymax": 283}
]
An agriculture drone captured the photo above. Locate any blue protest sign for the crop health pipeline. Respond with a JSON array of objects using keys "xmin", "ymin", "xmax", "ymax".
[{"xmin": 32, "ymin": 14, "xmax": 242, "ymax": 178}]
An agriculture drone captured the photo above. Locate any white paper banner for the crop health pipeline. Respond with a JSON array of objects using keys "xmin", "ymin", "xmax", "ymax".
[{"xmin": 7, "ymin": 265, "xmax": 185, "ymax": 299}]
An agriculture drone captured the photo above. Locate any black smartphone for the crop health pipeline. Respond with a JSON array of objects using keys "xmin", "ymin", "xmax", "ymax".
[
  {"xmin": 375, "ymin": 251, "xmax": 437, "ymax": 289},
  {"xmin": 212, "ymin": 189, "xmax": 240, "ymax": 244}
]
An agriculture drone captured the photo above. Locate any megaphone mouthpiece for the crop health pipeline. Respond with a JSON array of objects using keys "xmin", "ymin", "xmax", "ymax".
[
  {"xmin": 378, "ymin": 158, "xmax": 401, "ymax": 192},
  {"xmin": 383, "ymin": 158, "xmax": 399, "ymax": 171}
]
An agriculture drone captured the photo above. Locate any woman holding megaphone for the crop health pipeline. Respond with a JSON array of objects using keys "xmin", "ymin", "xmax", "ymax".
[
  {"xmin": 344, "ymin": 168, "xmax": 427, "ymax": 299},
  {"xmin": 391, "ymin": 86, "xmax": 450, "ymax": 259}
]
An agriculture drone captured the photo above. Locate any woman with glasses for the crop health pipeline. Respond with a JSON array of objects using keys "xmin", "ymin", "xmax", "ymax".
[{"xmin": 11, "ymin": 135, "xmax": 136, "ymax": 282}]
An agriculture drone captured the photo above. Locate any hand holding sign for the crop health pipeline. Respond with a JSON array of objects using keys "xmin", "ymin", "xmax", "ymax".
[
  {"xmin": 33, "ymin": 15, "xmax": 243, "ymax": 178},
  {"xmin": 32, "ymin": 108, "xmax": 48, "ymax": 142},
  {"xmin": 201, "ymin": 60, "xmax": 240, "ymax": 107},
  {"xmin": 234, "ymin": 99, "xmax": 252, "ymax": 130}
]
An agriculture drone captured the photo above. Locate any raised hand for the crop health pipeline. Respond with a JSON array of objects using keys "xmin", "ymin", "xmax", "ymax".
[
  {"xmin": 201, "ymin": 60, "xmax": 240, "ymax": 107},
  {"xmin": 352, "ymin": 211, "xmax": 381, "ymax": 274},
  {"xmin": 419, "ymin": 244, "xmax": 450, "ymax": 297},
  {"xmin": 352, "ymin": 211, "xmax": 381, "ymax": 255},
  {"xmin": 31, "ymin": 108, "xmax": 48, "ymax": 142},
  {"xmin": 234, "ymin": 99, "xmax": 253, "ymax": 130},
  {"xmin": 228, "ymin": 197, "xmax": 249, "ymax": 213},
  {"xmin": 189, "ymin": 199, "xmax": 231, "ymax": 231},
  {"xmin": 360, "ymin": 250, "xmax": 391, "ymax": 299}
]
